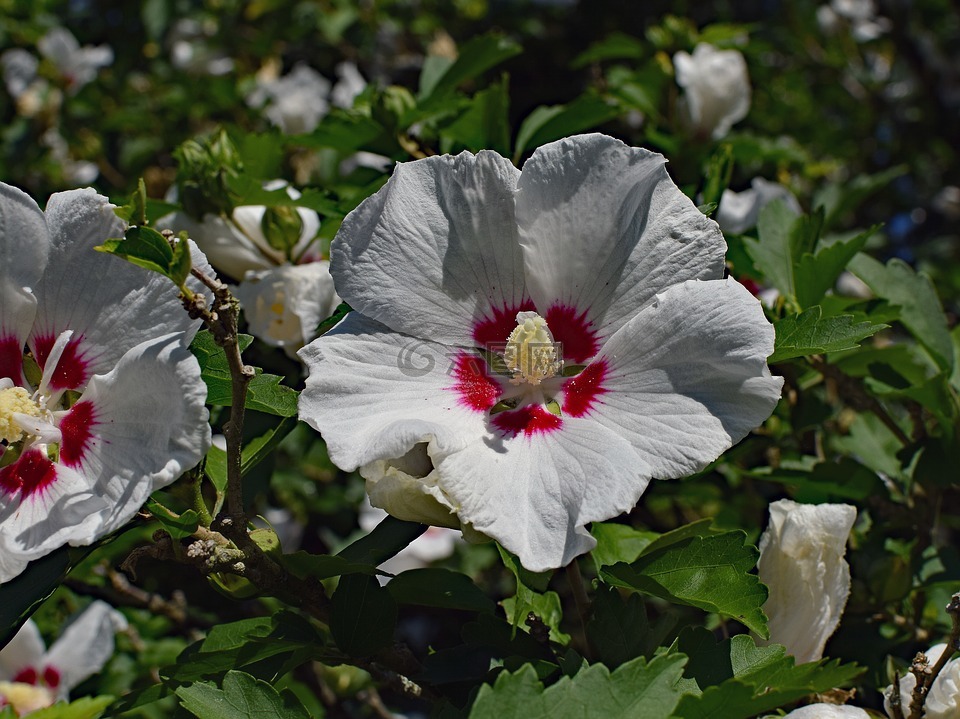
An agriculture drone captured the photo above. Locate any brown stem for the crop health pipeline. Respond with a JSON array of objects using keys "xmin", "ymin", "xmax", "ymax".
[
  {"xmin": 808, "ymin": 356, "xmax": 912, "ymax": 447},
  {"xmin": 909, "ymin": 593, "xmax": 960, "ymax": 719}
]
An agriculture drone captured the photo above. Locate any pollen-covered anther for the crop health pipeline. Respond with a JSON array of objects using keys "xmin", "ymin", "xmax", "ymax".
[
  {"xmin": 0, "ymin": 386, "xmax": 42, "ymax": 443},
  {"xmin": 503, "ymin": 311, "xmax": 562, "ymax": 385}
]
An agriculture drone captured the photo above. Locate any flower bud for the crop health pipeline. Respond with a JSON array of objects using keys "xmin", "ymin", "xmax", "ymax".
[{"xmin": 757, "ymin": 499, "xmax": 856, "ymax": 663}]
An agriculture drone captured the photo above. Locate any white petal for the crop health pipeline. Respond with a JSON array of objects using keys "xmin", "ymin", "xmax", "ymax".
[
  {"xmin": 0, "ymin": 452, "xmax": 107, "ymax": 581},
  {"xmin": 235, "ymin": 262, "xmax": 339, "ymax": 352},
  {"xmin": 758, "ymin": 499, "xmax": 856, "ymax": 663},
  {"xmin": 43, "ymin": 600, "xmax": 126, "ymax": 692},
  {"xmin": 331, "ymin": 150, "xmax": 527, "ymax": 348},
  {"xmin": 0, "ymin": 620, "xmax": 45, "ymax": 679},
  {"xmin": 30, "ymin": 190, "xmax": 202, "ymax": 389},
  {"xmin": 298, "ymin": 313, "xmax": 490, "ymax": 473},
  {"xmin": 438, "ymin": 416, "xmax": 649, "ymax": 572},
  {"xmin": 780, "ymin": 704, "xmax": 871, "ymax": 718},
  {"xmin": 363, "ymin": 444, "xmax": 463, "ymax": 529},
  {"xmin": 576, "ymin": 278, "xmax": 782, "ymax": 479},
  {"xmin": 516, "ymin": 134, "xmax": 726, "ymax": 360},
  {"xmin": 62, "ymin": 333, "xmax": 210, "ymax": 539},
  {"xmin": 155, "ymin": 210, "xmax": 272, "ymax": 280},
  {"xmin": 0, "ymin": 182, "xmax": 48, "ymax": 382}
]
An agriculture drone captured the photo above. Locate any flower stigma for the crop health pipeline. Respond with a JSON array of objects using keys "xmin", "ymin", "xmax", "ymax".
[
  {"xmin": 503, "ymin": 311, "xmax": 562, "ymax": 386},
  {"xmin": 0, "ymin": 386, "xmax": 41, "ymax": 444}
]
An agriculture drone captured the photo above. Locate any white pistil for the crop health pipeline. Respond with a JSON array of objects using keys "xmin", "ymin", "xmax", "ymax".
[
  {"xmin": 503, "ymin": 311, "xmax": 562, "ymax": 385},
  {"xmin": 36, "ymin": 329, "xmax": 74, "ymax": 406}
]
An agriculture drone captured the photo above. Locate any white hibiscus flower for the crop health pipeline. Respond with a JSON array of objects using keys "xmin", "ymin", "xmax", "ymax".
[
  {"xmin": 757, "ymin": 499, "xmax": 857, "ymax": 663},
  {"xmin": 297, "ymin": 133, "xmax": 783, "ymax": 571},
  {"xmin": 0, "ymin": 600, "xmax": 126, "ymax": 714},
  {"xmin": 673, "ymin": 43, "xmax": 751, "ymax": 140},
  {"xmin": 0, "ymin": 183, "xmax": 211, "ymax": 582},
  {"xmin": 157, "ymin": 182, "xmax": 340, "ymax": 354}
]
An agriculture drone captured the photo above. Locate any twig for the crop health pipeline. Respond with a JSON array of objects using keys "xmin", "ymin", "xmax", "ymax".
[
  {"xmin": 808, "ymin": 356, "xmax": 912, "ymax": 447},
  {"xmin": 908, "ymin": 593, "xmax": 960, "ymax": 719}
]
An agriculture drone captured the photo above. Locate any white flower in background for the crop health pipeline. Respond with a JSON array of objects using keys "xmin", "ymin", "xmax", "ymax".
[
  {"xmin": 331, "ymin": 62, "xmax": 367, "ymax": 109},
  {"xmin": 817, "ymin": 0, "xmax": 890, "ymax": 42},
  {"xmin": 40, "ymin": 129, "xmax": 99, "ymax": 185},
  {"xmin": 757, "ymin": 499, "xmax": 857, "ymax": 663},
  {"xmin": 0, "ymin": 601, "xmax": 126, "ymax": 714},
  {"xmin": 359, "ymin": 498, "xmax": 460, "ymax": 581},
  {"xmin": 674, "ymin": 43, "xmax": 751, "ymax": 140},
  {"xmin": 0, "ymin": 50, "xmax": 39, "ymax": 99},
  {"xmin": 234, "ymin": 262, "xmax": 340, "ymax": 352},
  {"xmin": 37, "ymin": 28, "xmax": 113, "ymax": 94},
  {"xmin": 0, "ymin": 183, "xmax": 211, "ymax": 582},
  {"xmin": 298, "ymin": 133, "xmax": 783, "ymax": 572},
  {"xmin": 168, "ymin": 19, "xmax": 234, "ymax": 76},
  {"xmin": 884, "ymin": 644, "xmax": 960, "ymax": 719},
  {"xmin": 716, "ymin": 178, "xmax": 802, "ymax": 235},
  {"xmin": 159, "ymin": 182, "xmax": 321, "ymax": 279},
  {"xmin": 157, "ymin": 182, "xmax": 340, "ymax": 354},
  {"xmin": 248, "ymin": 63, "xmax": 331, "ymax": 135},
  {"xmin": 774, "ymin": 704, "xmax": 871, "ymax": 718}
]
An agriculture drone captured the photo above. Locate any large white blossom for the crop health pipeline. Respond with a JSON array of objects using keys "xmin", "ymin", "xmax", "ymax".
[
  {"xmin": 298, "ymin": 133, "xmax": 783, "ymax": 571},
  {"xmin": 757, "ymin": 499, "xmax": 857, "ymax": 663},
  {"xmin": 0, "ymin": 183, "xmax": 211, "ymax": 582},
  {"xmin": 157, "ymin": 183, "xmax": 340, "ymax": 353},
  {"xmin": 884, "ymin": 643, "xmax": 960, "ymax": 719},
  {"xmin": 0, "ymin": 600, "xmax": 126, "ymax": 714},
  {"xmin": 716, "ymin": 178, "xmax": 802, "ymax": 235},
  {"xmin": 674, "ymin": 43, "xmax": 751, "ymax": 140}
]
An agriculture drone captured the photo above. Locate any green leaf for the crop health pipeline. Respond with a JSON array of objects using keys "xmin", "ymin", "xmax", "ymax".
[
  {"xmin": 501, "ymin": 589, "xmax": 570, "ymax": 645},
  {"xmin": 497, "ymin": 545, "xmax": 554, "ymax": 635},
  {"xmin": 0, "ymin": 543, "xmax": 100, "ymax": 645},
  {"xmin": 189, "ymin": 331, "xmax": 299, "ymax": 416},
  {"xmin": 590, "ymin": 522, "xmax": 658, "ymax": 571},
  {"xmin": 673, "ymin": 629, "xmax": 863, "ymax": 718},
  {"xmin": 793, "ymin": 226, "xmax": 876, "ymax": 308},
  {"xmin": 849, "ymin": 254, "xmax": 954, "ymax": 371},
  {"xmin": 418, "ymin": 33, "xmax": 522, "ymax": 102},
  {"xmin": 95, "ymin": 225, "xmax": 192, "ymax": 288},
  {"xmin": 387, "ymin": 568, "xmax": 496, "ymax": 613},
  {"xmin": 601, "ymin": 531, "xmax": 769, "ymax": 637},
  {"xmin": 316, "ymin": 302, "xmax": 351, "ymax": 336},
  {"xmin": 281, "ymin": 552, "xmax": 378, "ymax": 581},
  {"xmin": 813, "ymin": 165, "xmax": 906, "ymax": 229},
  {"xmin": 113, "ymin": 177, "xmax": 148, "ymax": 225},
  {"xmin": 701, "ymin": 144, "xmax": 733, "ymax": 211},
  {"xmin": 440, "ymin": 74, "xmax": 511, "ymax": 156},
  {"xmin": 572, "ymin": 32, "xmax": 647, "ymax": 67},
  {"xmin": 743, "ymin": 200, "xmax": 819, "ymax": 304},
  {"xmin": 331, "ymin": 574, "xmax": 398, "ymax": 656},
  {"xmin": 21, "ymin": 697, "xmax": 115, "ymax": 719},
  {"xmin": 469, "ymin": 653, "xmax": 687, "ymax": 719},
  {"xmin": 769, "ymin": 306, "xmax": 887, "ymax": 363},
  {"xmin": 146, "ymin": 498, "xmax": 199, "ymax": 539},
  {"xmin": 586, "ymin": 587, "xmax": 668, "ymax": 667},
  {"xmin": 514, "ymin": 92, "xmax": 620, "ymax": 159},
  {"xmin": 177, "ymin": 670, "xmax": 310, "ymax": 719},
  {"xmin": 337, "ymin": 514, "xmax": 426, "ymax": 565}
]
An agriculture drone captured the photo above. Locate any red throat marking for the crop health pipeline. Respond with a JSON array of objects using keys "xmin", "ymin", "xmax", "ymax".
[{"xmin": 32, "ymin": 333, "xmax": 91, "ymax": 392}]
